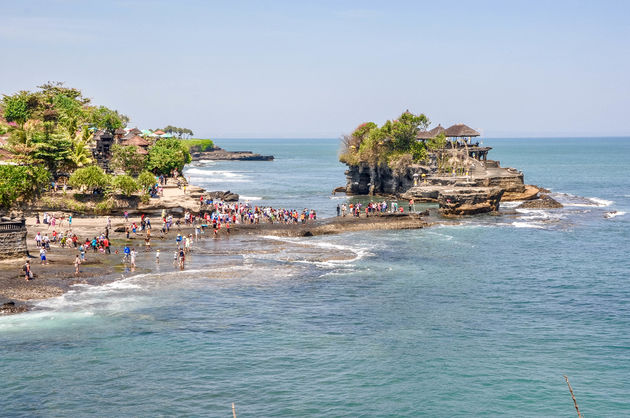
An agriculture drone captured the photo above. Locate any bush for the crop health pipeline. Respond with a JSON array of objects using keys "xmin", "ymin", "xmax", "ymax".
[
  {"xmin": 69, "ymin": 166, "xmax": 109, "ymax": 193},
  {"xmin": 137, "ymin": 171, "xmax": 156, "ymax": 191},
  {"xmin": 0, "ymin": 165, "xmax": 50, "ymax": 209},
  {"xmin": 146, "ymin": 138, "xmax": 192, "ymax": 176},
  {"xmin": 112, "ymin": 175, "xmax": 138, "ymax": 197},
  {"xmin": 95, "ymin": 197, "xmax": 115, "ymax": 214},
  {"xmin": 182, "ymin": 138, "xmax": 214, "ymax": 152}
]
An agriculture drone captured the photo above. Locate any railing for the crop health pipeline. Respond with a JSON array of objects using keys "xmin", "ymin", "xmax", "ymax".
[{"xmin": 0, "ymin": 220, "xmax": 25, "ymax": 232}]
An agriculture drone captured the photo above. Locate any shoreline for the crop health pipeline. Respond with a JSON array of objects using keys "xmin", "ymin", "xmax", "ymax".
[{"xmin": 0, "ymin": 211, "xmax": 430, "ymax": 315}]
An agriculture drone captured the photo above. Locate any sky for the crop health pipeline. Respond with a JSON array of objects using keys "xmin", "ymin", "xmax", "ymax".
[{"xmin": 1, "ymin": 0, "xmax": 629, "ymax": 138}]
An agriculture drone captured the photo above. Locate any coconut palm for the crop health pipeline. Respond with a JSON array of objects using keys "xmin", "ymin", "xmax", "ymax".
[{"xmin": 68, "ymin": 128, "xmax": 94, "ymax": 169}]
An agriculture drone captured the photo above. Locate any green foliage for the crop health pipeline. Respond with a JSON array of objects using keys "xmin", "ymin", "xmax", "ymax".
[
  {"xmin": 95, "ymin": 197, "xmax": 116, "ymax": 214},
  {"xmin": 1, "ymin": 83, "xmax": 126, "ymax": 175},
  {"xmin": 340, "ymin": 110, "xmax": 431, "ymax": 168},
  {"xmin": 30, "ymin": 136, "xmax": 74, "ymax": 173},
  {"xmin": 146, "ymin": 138, "xmax": 192, "ymax": 175},
  {"xmin": 112, "ymin": 175, "xmax": 138, "ymax": 197},
  {"xmin": 181, "ymin": 138, "xmax": 215, "ymax": 152},
  {"xmin": 2, "ymin": 92, "xmax": 31, "ymax": 126},
  {"xmin": 88, "ymin": 106, "xmax": 128, "ymax": 131},
  {"xmin": 110, "ymin": 144, "xmax": 146, "ymax": 176},
  {"xmin": 162, "ymin": 125, "xmax": 194, "ymax": 139},
  {"xmin": 0, "ymin": 165, "xmax": 50, "ymax": 209},
  {"xmin": 69, "ymin": 165, "xmax": 110, "ymax": 192},
  {"xmin": 426, "ymin": 133, "xmax": 447, "ymax": 150},
  {"xmin": 137, "ymin": 171, "xmax": 156, "ymax": 191}
]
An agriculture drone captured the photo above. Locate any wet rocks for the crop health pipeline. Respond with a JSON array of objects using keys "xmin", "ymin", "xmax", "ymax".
[
  {"xmin": 191, "ymin": 147, "xmax": 274, "ymax": 161},
  {"xmin": 204, "ymin": 191, "xmax": 239, "ymax": 202},
  {"xmin": 438, "ymin": 187, "xmax": 504, "ymax": 217},
  {"xmin": 516, "ymin": 194, "xmax": 563, "ymax": 209},
  {"xmin": 1, "ymin": 301, "xmax": 28, "ymax": 315}
]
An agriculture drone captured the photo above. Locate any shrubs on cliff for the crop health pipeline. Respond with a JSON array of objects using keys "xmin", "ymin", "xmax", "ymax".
[
  {"xmin": 69, "ymin": 166, "xmax": 110, "ymax": 193},
  {"xmin": 0, "ymin": 165, "xmax": 50, "ymax": 209},
  {"xmin": 111, "ymin": 175, "xmax": 139, "ymax": 197},
  {"xmin": 340, "ymin": 111, "xmax": 430, "ymax": 168}
]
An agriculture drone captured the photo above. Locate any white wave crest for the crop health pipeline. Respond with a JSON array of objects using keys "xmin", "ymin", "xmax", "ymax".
[
  {"xmin": 604, "ymin": 211, "xmax": 626, "ymax": 219},
  {"xmin": 185, "ymin": 169, "xmax": 251, "ymax": 182},
  {"xmin": 511, "ymin": 221, "xmax": 545, "ymax": 229}
]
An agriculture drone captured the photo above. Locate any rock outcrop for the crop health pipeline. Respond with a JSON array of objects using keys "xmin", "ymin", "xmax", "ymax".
[
  {"xmin": 0, "ymin": 216, "xmax": 27, "ymax": 260},
  {"xmin": 516, "ymin": 194, "xmax": 563, "ymax": 209},
  {"xmin": 203, "ymin": 190, "xmax": 240, "ymax": 202},
  {"xmin": 191, "ymin": 147, "xmax": 274, "ymax": 161},
  {"xmin": 438, "ymin": 187, "xmax": 504, "ymax": 217}
]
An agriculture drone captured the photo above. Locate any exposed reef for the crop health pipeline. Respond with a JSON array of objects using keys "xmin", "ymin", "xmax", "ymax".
[{"xmin": 191, "ymin": 146, "xmax": 274, "ymax": 161}]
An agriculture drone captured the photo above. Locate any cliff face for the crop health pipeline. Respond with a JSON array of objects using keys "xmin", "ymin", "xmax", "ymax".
[
  {"xmin": 344, "ymin": 163, "xmax": 433, "ymax": 195},
  {"xmin": 342, "ymin": 156, "xmax": 533, "ymax": 216}
]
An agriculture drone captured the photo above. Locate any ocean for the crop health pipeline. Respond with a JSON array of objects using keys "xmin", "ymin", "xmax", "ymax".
[{"xmin": 1, "ymin": 137, "xmax": 629, "ymax": 416}]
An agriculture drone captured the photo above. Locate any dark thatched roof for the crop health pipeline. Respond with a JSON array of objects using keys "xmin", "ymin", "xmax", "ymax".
[
  {"xmin": 416, "ymin": 124, "xmax": 446, "ymax": 140},
  {"xmin": 128, "ymin": 128, "xmax": 142, "ymax": 135},
  {"xmin": 444, "ymin": 124, "xmax": 480, "ymax": 137},
  {"xmin": 121, "ymin": 135, "xmax": 151, "ymax": 147}
]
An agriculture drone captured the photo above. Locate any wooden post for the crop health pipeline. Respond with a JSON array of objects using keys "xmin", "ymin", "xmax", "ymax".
[
  {"xmin": 232, "ymin": 402, "xmax": 237, "ymax": 418},
  {"xmin": 563, "ymin": 375, "xmax": 582, "ymax": 418}
]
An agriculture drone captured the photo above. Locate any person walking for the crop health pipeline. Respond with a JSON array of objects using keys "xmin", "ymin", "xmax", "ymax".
[{"xmin": 74, "ymin": 255, "xmax": 81, "ymax": 277}]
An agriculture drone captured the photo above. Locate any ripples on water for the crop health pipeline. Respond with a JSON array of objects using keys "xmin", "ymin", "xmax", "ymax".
[{"xmin": 1, "ymin": 138, "xmax": 629, "ymax": 416}]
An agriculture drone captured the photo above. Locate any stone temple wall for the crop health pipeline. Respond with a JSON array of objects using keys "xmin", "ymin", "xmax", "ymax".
[{"xmin": 0, "ymin": 219, "xmax": 28, "ymax": 260}]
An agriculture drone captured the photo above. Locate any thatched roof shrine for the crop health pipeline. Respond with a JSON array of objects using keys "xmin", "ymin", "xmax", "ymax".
[
  {"xmin": 444, "ymin": 124, "xmax": 480, "ymax": 138},
  {"xmin": 121, "ymin": 135, "xmax": 151, "ymax": 147},
  {"xmin": 417, "ymin": 124, "xmax": 446, "ymax": 139}
]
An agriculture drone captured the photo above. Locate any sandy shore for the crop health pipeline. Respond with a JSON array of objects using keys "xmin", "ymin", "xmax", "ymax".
[{"xmin": 0, "ymin": 209, "xmax": 429, "ymax": 315}]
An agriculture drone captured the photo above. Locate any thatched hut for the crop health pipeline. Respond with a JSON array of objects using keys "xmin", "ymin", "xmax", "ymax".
[
  {"xmin": 417, "ymin": 124, "xmax": 446, "ymax": 140},
  {"xmin": 445, "ymin": 124, "xmax": 480, "ymax": 143},
  {"xmin": 120, "ymin": 135, "xmax": 151, "ymax": 155}
]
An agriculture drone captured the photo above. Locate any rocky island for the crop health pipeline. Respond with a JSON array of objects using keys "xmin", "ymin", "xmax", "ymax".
[
  {"xmin": 339, "ymin": 112, "xmax": 559, "ymax": 216},
  {"xmin": 190, "ymin": 145, "xmax": 274, "ymax": 161}
]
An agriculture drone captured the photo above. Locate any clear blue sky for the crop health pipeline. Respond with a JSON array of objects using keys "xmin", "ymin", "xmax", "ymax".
[{"xmin": 1, "ymin": 0, "xmax": 628, "ymax": 138}]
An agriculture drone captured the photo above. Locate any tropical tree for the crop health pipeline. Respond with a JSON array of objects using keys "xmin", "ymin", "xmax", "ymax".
[
  {"xmin": 69, "ymin": 165, "xmax": 110, "ymax": 193},
  {"xmin": 146, "ymin": 138, "xmax": 191, "ymax": 175},
  {"xmin": 112, "ymin": 175, "xmax": 138, "ymax": 197},
  {"xmin": 88, "ymin": 106, "xmax": 128, "ymax": 132},
  {"xmin": 0, "ymin": 165, "xmax": 50, "ymax": 209},
  {"xmin": 110, "ymin": 144, "xmax": 146, "ymax": 176},
  {"xmin": 137, "ymin": 171, "xmax": 156, "ymax": 192}
]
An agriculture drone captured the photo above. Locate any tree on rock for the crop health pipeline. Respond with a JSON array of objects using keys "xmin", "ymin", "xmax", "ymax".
[
  {"xmin": 146, "ymin": 138, "xmax": 191, "ymax": 175},
  {"xmin": 69, "ymin": 166, "xmax": 110, "ymax": 193}
]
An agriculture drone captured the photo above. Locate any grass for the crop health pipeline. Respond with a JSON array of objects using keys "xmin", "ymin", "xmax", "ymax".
[{"xmin": 181, "ymin": 138, "xmax": 215, "ymax": 152}]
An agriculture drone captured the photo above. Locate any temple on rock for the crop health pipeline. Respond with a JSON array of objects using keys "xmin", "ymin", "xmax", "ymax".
[{"xmin": 343, "ymin": 122, "xmax": 540, "ymax": 216}]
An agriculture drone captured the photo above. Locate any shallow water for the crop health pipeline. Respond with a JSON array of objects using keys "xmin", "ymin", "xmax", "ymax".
[{"xmin": 1, "ymin": 137, "xmax": 629, "ymax": 416}]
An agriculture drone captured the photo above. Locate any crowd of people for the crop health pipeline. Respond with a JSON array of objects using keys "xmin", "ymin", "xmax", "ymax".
[
  {"xmin": 336, "ymin": 200, "xmax": 414, "ymax": 217},
  {"xmin": 24, "ymin": 194, "xmax": 415, "ymax": 281}
]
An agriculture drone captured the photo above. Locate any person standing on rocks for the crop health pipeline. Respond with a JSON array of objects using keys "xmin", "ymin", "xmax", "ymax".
[
  {"xmin": 40, "ymin": 247, "xmax": 47, "ymax": 265},
  {"xmin": 23, "ymin": 260, "xmax": 31, "ymax": 281},
  {"xmin": 336, "ymin": 204, "xmax": 340, "ymax": 216},
  {"xmin": 74, "ymin": 255, "xmax": 81, "ymax": 277}
]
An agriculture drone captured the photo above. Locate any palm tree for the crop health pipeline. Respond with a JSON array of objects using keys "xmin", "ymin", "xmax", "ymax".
[{"xmin": 68, "ymin": 128, "xmax": 94, "ymax": 169}]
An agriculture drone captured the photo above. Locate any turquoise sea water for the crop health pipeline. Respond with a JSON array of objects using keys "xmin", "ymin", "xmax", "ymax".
[{"xmin": 1, "ymin": 138, "xmax": 629, "ymax": 416}]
